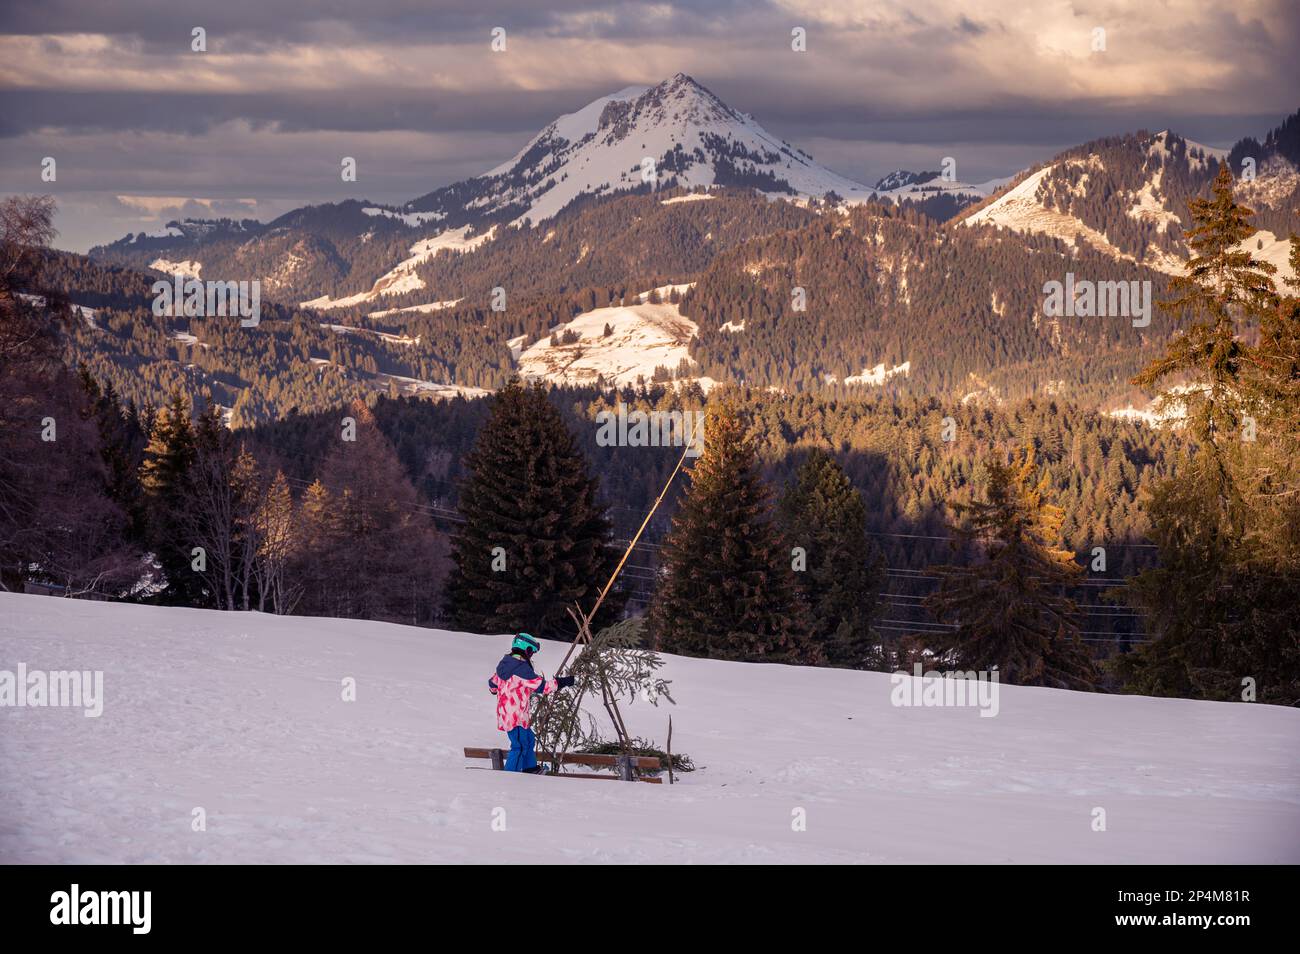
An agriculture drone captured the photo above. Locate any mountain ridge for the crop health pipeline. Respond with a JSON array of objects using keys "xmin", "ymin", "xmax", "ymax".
[
  {"xmin": 959, "ymin": 119, "xmax": 1299, "ymax": 286},
  {"xmin": 89, "ymin": 73, "xmax": 1005, "ymax": 303}
]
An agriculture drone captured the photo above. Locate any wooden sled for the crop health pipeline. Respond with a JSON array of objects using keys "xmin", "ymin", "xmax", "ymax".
[{"xmin": 463, "ymin": 747, "xmax": 663, "ymax": 784}]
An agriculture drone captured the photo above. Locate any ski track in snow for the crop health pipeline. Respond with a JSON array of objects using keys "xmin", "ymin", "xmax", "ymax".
[{"xmin": 1, "ymin": 594, "xmax": 1297, "ymax": 864}]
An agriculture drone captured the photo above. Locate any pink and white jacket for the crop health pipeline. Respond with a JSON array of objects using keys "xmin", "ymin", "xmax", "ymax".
[{"xmin": 487, "ymin": 654, "xmax": 558, "ymax": 731}]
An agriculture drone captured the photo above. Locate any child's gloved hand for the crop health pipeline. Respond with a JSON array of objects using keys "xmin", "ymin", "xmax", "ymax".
[{"xmin": 556, "ymin": 675, "xmax": 576, "ymax": 689}]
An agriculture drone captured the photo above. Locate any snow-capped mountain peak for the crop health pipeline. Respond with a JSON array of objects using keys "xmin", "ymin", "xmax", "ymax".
[
  {"xmin": 484, "ymin": 84, "xmax": 649, "ymax": 178},
  {"xmin": 406, "ymin": 73, "xmax": 878, "ymax": 226}
]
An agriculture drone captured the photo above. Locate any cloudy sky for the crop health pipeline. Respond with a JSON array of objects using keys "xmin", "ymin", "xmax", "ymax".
[{"xmin": 2, "ymin": 0, "xmax": 1296, "ymax": 252}]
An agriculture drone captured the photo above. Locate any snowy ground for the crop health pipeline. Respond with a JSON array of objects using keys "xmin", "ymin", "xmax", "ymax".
[
  {"xmin": 517, "ymin": 298, "xmax": 713, "ymax": 391},
  {"xmin": 2, "ymin": 593, "xmax": 1297, "ymax": 864}
]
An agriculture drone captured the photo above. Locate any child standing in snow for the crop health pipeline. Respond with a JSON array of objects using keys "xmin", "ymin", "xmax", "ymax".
[{"xmin": 488, "ymin": 633, "xmax": 575, "ymax": 773}]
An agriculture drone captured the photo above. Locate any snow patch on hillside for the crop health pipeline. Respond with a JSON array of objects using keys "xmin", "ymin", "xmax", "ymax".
[
  {"xmin": 1126, "ymin": 168, "xmax": 1179, "ymax": 234},
  {"xmin": 1240, "ymin": 230, "xmax": 1297, "ymax": 287},
  {"xmin": 1236, "ymin": 155, "xmax": 1300, "ymax": 209},
  {"xmin": 301, "ymin": 226, "xmax": 496, "ymax": 310},
  {"xmin": 362, "ymin": 206, "xmax": 445, "ymax": 228},
  {"xmin": 371, "ymin": 372, "xmax": 489, "ymax": 399},
  {"xmin": 636, "ymin": 282, "xmax": 694, "ymax": 303},
  {"xmin": 1148, "ymin": 130, "xmax": 1228, "ymax": 170},
  {"xmin": 322, "ymin": 324, "xmax": 421, "ymax": 347},
  {"xmin": 517, "ymin": 298, "xmax": 706, "ymax": 389},
  {"xmin": 17, "ymin": 293, "xmax": 98, "ymax": 327},
  {"xmin": 171, "ymin": 330, "xmax": 209, "ymax": 350},
  {"xmin": 966, "ymin": 167, "xmax": 1089, "ymax": 245},
  {"xmin": 367, "ymin": 300, "xmax": 463, "ymax": 319},
  {"xmin": 964, "ymin": 164, "xmax": 1177, "ymax": 274},
  {"xmin": 661, "ymin": 192, "xmax": 716, "ymax": 205},
  {"xmin": 845, "ymin": 361, "xmax": 911, "ymax": 386},
  {"xmin": 1106, "ymin": 383, "xmax": 1200, "ymax": 427},
  {"xmin": 149, "ymin": 258, "xmax": 202, "ymax": 278}
]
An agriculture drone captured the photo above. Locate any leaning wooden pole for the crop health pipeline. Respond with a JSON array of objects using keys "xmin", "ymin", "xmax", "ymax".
[
  {"xmin": 558, "ymin": 439, "xmax": 694, "ymax": 674},
  {"xmin": 666, "ymin": 715, "xmax": 675, "ymax": 785},
  {"xmin": 547, "ymin": 438, "xmax": 695, "ymax": 774}
]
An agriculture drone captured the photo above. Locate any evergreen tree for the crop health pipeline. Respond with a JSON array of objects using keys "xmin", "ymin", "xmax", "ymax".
[
  {"xmin": 1114, "ymin": 473, "xmax": 1250, "ymax": 699},
  {"xmin": 1243, "ymin": 233, "xmax": 1300, "ymax": 473},
  {"xmin": 1116, "ymin": 448, "xmax": 1300, "ymax": 705},
  {"xmin": 1119, "ymin": 189, "xmax": 1300, "ymax": 704},
  {"xmin": 1134, "ymin": 163, "xmax": 1277, "ymax": 469},
  {"xmin": 139, "ymin": 392, "xmax": 203, "ymax": 604},
  {"xmin": 649, "ymin": 402, "xmax": 814, "ymax": 663},
  {"xmin": 445, "ymin": 379, "xmax": 618, "ymax": 638},
  {"xmin": 926, "ymin": 450, "xmax": 1097, "ymax": 689},
  {"xmin": 779, "ymin": 449, "xmax": 885, "ymax": 668},
  {"xmin": 78, "ymin": 369, "xmax": 147, "ymax": 543}
]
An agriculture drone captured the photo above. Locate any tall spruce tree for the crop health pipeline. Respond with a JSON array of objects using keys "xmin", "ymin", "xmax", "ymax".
[
  {"xmin": 649, "ymin": 402, "xmax": 814, "ymax": 663},
  {"xmin": 1119, "ymin": 182, "xmax": 1300, "ymax": 704},
  {"xmin": 1243, "ymin": 232, "xmax": 1300, "ymax": 513},
  {"xmin": 139, "ymin": 392, "xmax": 203, "ymax": 604},
  {"xmin": 79, "ymin": 370, "xmax": 147, "ymax": 545},
  {"xmin": 779, "ymin": 449, "xmax": 885, "ymax": 668},
  {"xmin": 927, "ymin": 450, "xmax": 1097, "ymax": 689},
  {"xmin": 1135, "ymin": 163, "xmax": 1277, "ymax": 474},
  {"xmin": 446, "ymin": 379, "xmax": 619, "ymax": 638}
]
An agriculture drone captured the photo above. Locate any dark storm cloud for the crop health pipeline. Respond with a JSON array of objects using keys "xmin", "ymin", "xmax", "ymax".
[
  {"xmin": 3, "ymin": 0, "xmax": 1297, "ymax": 252},
  {"xmin": 0, "ymin": 86, "xmax": 605, "ymax": 138},
  {"xmin": 0, "ymin": 0, "xmax": 763, "ymax": 47}
]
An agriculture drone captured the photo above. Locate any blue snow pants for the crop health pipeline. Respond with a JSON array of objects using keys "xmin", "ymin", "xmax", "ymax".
[{"xmin": 506, "ymin": 726, "xmax": 538, "ymax": 772}]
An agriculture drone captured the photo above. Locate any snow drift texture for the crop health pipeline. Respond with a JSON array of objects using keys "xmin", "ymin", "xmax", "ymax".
[{"xmin": 1, "ymin": 593, "xmax": 1297, "ymax": 863}]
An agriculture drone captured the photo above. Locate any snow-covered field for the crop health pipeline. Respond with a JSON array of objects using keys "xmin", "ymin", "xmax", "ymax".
[
  {"xmin": 2, "ymin": 594, "xmax": 1297, "ymax": 864},
  {"xmin": 517, "ymin": 298, "xmax": 713, "ymax": 391}
]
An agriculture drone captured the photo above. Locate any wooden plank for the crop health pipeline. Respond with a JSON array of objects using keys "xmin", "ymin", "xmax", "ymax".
[
  {"xmin": 558, "ymin": 752, "xmax": 661, "ymax": 770},
  {"xmin": 463, "ymin": 747, "xmax": 661, "ymax": 770},
  {"xmin": 553, "ymin": 771, "xmax": 663, "ymax": 785},
  {"xmin": 464, "ymin": 766, "xmax": 663, "ymax": 784}
]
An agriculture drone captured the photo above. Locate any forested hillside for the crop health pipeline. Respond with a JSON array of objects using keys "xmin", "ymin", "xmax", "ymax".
[
  {"xmin": 249, "ymin": 385, "xmax": 1178, "ymax": 572},
  {"xmin": 682, "ymin": 202, "xmax": 1176, "ymax": 400},
  {"xmin": 46, "ymin": 191, "xmax": 1188, "ymax": 419}
]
